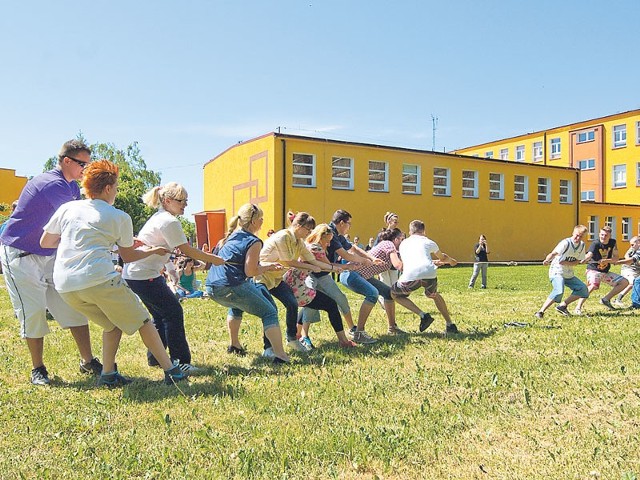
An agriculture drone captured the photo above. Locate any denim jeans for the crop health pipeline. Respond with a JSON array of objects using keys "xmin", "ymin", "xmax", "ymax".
[
  {"xmin": 266, "ymin": 281, "xmax": 299, "ymax": 347},
  {"xmin": 547, "ymin": 276, "xmax": 588, "ymax": 303},
  {"xmin": 340, "ymin": 271, "xmax": 392, "ymax": 303},
  {"xmin": 126, "ymin": 276, "xmax": 191, "ymax": 365},
  {"xmin": 206, "ymin": 280, "xmax": 279, "ymax": 329},
  {"xmin": 631, "ymin": 277, "xmax": 640, "ymax": 306},
  {"xmin": 469, "ymin": 262, "xmax": 488, "ymax": 288}
]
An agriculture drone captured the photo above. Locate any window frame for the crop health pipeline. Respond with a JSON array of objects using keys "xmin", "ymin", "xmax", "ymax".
[
  {"xmin": 622, "ymin": 217, "xmax": 631, "ymax": 241},
  {"xmin": 485, "ymin": 151, "xmax": 493, "ymax": 159},
  {"xmin": 537, "ymin": 177, "xmax": 551, "ymax": 203},
  {"xmin": 514, "ymin": 175, "xmax": 528, "ymax": 202},
  {"xmin": 581, "ymin": 190, "xmax": 596, "ymax": 202},
  {"xmin": 368, "ymin": 160, "xmax": 389, "ymax": 192},
  {"xmin": 489, "ymin": 172, "xmax": 504, "ymax": 200},
  {"xmin": 532, "ymin": 141, "xmax": 543, "ymax": 162},
  {"xmin": 291, "ymin": 153, "xmax": 316, "ymax": 188},
  {"xmin": 331, "ymin": 156, "xmax": 354, "ymax": 190},
  {"xmin": 559, "ymin": 179, "xmax": 572, "ymax": 204},
  {"xmin": 578, "ymin": 158, "xmax": 596, "ymax": 170},
  {"xmin": 433, "ymin": 167, "xmax": 451, "ymax": 196},
  {"xmin": 577, "ymin": 130, "xmax": 595, "ymax": 143},
  {"xmin": 588, "ymin": 216, "xmax": 598, "ymax": 240},
  {"xmin": 462, "ymin": 170, "xmax": 478, "ymax": 198},
  {"xmin": 401, "ymin": 164, "xmax": 421, "ymax": 195},
  {"xmin": 613, "ymin": 164, "xmax": 627, "ymax": 188},
  {"xmin": 515, "ymin": 145, "xmax": 525, "ymax": 162},
  {"xmin": 499, "ymin": 148, "xmax": 509, "ymax": 160},
  {"xmin": 550, "ymin": 138, "xmax": 561, "ymax": 159},
  {"xmin": 613, "ymin": 124, "xmax": 627, "ymax": 148}
]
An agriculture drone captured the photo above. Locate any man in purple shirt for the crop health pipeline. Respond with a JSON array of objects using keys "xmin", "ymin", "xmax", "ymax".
[{"xmin": 0, "ymin": 140, "xmax": 101, "ymax": 385}]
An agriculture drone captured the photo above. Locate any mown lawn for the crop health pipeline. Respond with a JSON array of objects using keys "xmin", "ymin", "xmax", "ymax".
[{"xmin": 0, "ymin": 265, "xmax": 638, "ymax": 479}]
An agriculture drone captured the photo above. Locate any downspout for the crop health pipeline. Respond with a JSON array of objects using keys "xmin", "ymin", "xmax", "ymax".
[
  {"xmin": 543, "ymin": 132, "xmax": 547, "ymax": 166},
  {"xmin": 281, "ymin": 138, "xmax": 287, "ymax": 230},
  {"xmin": 576, "ymin": 167, "xmax": 580, "ymax": 226}
]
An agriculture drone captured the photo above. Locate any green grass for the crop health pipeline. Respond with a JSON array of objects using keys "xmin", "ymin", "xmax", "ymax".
[{"xmin": 0, "ymin": 265, "xmax": 639, "ymax": 479}]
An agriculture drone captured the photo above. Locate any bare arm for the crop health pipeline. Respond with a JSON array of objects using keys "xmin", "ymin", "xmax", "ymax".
[
  {"xmin": 389, "ymin": 251, "xmax": 403, "ymax": 270},
  {"xmin": 178, "ymin": 242, "xmax": 225, "ymax": 266},
  {"xmin": 434, "ymin": 250, "xmax": 457, "ymax": 267},
  {"xmin": 118, "ymin": 245, "xmax": 170, "ymax": 263},
  {"xmin": 40, "ymin": 231, "xmax": 61, "ymax": 249}
]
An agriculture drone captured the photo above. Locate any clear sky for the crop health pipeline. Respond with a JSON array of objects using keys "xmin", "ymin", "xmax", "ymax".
[{"xmin": 1, "ymin": 0, "xmax": 638, "ymax": 218}]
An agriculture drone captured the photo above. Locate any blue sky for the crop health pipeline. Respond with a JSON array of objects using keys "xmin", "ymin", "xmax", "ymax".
[{"xmin": 1, "ymin": 0, "xmax": 638, "ymax": 217}]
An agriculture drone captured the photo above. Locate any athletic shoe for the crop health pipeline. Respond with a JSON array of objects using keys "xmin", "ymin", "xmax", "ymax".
[
  {"xmin": 352, "ymin": 330, "xmax": 377, "ymax": 344},
  {"xmin": 387, "ymin": 324, "xmax": 408, "ymax": 335},
  {"xmin": 347, "ymin": 326, "xmax": 357, "ymax": 339},
  {"xmin": 97, "ymin": 371, "xmax": 132, "ymax": 388},
  {"xmin": 147, "ymin": 355, "xmax": 160, "ymax": 367},
  {"xmin": 164, "ymin": 362, "xmax": 190, "ymax": 385},
  {"xmin": 339, "ymin": 340, "xmax": 357, "ymax": 348},
  {"xmin": 287, "ymin": 339, "xmax": 308, "ymax": 352},
  {"xmin": 178, "ymin": 363, "xmax": 202, "ymax": 374},
  {"xmin": 299, "ymin": 336, "xmax": 315, "ymax": 350},
  {"xmin": 79, "ymin": 357, "xmax": 103, "ymax": 375},
  {"xmin": 612, "ymin": 299, "xmax": 625, "ymax": 308},
  {"xmin": 227, "ymin": 345, "xmax": 247, "ymax": 356},
  {"xmin": 534, "ymin": 311, "xmax": 544, "ymax": 319},
  {"xmin": 31, "ymin": 366, "xmax": 50, "ymax": 386},
  {"xmin": 600, "ymin": 298, "xmax": 615, "ymax": 310},
  {"xmin": 273, "ymin": 356, "xmax": 290, "ymax": 365},
  {"xmin": 445, "ymin": 323, "xmax": 459, "ymax": 334},
  {"xmin": 555, "ymin": 305, "xmax": 570, "ymax": 316},
  {"xmin": 419, "ymin": 312, "xmax": 435, "ymax": 332},
  {"xmin": 573, "ymin": 308, "xmax": 583, "ymax": 315},
  {"xmin": 262, "ymin": 347, "xmax": 276, "ymax": 359}
]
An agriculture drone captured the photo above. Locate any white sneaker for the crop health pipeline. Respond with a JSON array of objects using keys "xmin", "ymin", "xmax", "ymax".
[
  {"xmin": 612, "ymin": 299, "xmax": 625, "ymax": 308},
  {"xmin": 262, "ymin": 347, "xmax": 276, "ymax": 359},
  {"xmin": 287, "ymin": 339, "xmax": 308, "ymax": 352},
  {"xmin": 573, "ymin": 308, "xmax": 582, "ymax": 315},
  {"xmin": 178, "ymin": 363, "xmax": 202, "ymax": 374}
]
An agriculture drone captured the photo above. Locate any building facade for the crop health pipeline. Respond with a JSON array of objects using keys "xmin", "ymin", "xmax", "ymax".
[
  {"xmin": 0, "ymin": 168, "xmax": 28, "ymax": 207},
  {"xmin": 203, "ymin": 133, "xmax": 580, "ymax": 261}
]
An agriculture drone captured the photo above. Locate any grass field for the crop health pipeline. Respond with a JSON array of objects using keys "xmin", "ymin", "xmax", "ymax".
[{"xmin": 0, "ymin": 265, "xmax": 638, "ymax": 479}]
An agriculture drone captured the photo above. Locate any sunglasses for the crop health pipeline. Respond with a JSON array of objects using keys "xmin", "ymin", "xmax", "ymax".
[{"xmin": 66, "ymin": 156, "xmax": 89, "ymax": 169}]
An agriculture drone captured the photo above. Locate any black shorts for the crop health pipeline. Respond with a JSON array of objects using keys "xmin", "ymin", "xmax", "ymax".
[{"xmin": 391, "ymin": 278, "xmax": 438, "ymax": 297}]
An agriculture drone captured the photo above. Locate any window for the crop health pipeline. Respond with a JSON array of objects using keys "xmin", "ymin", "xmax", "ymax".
[
  {"xmin": 622, "ymin": 217, "xmax": 631, "ymax": 241},
  {"xmin": 588, "ymin": 216, "xmax": 598, "ymax": 240},
  {"xmin": 637, "ymin": 162, "xmax": 640, "ymax": 186},
  {"xmin": 514, "ymin": 175, "xmax": 528, "ymax": 201},
  {"xmin": 368, "ymin": 161, "xmax": 388, "ymax": 192},
  {"xmin": 636, "ymin": 121, "xmax": 640, "ymax": 145},
  {"xmin": 559, "ymin": 179, "xmax": 572, "ymax": 204},
  {"xmin": 538, "ymin": 177, "xmax": 551, "ymax": 202},
  {"xmin": 613, "ymin": 124, "xmax": 627, "ymax": 148},
  {"xmin": 489, "ymin": 173, "xmax": 504, "ymax": 200},
  {"xmin": 581, "ymin": 190, "xmax": 595, "ymax": 201},
  {"xmin": 462, "ymin": 170, "xmax": 478, "ymax": 198},
  {"xmin": 577, "ymin": 131, "xmax": 595, "ymax": 143},
  {"xmin": 578, "ymin": 159, "xmax": 596, "ymax": 170},
  {"xmin": 402, "ymin": 164, "xmax": 421, "ymax": 194},
  {"xmin": 292, "ymin": 153, "xmax": 315, "ymax": 187},
  {"xmin": 499, "ymin": 148, "xmax": 509, "ymax": 160},
  {"xmin": 433, "ymin": 167, "xmax": 450, "ymax": 196},
  {"xmin": 533, "ymin": 142, "xmax": 543, "ymax": 162},
  {"xmin": 550, "ymin": 138, "xmax": 561, "ymax": 158},
  {"xmin": 613, "ymin": 164, "xmax": 626, "ymax": 188},
  {"xmin": 332, "ymin": 156, "xmax": 353, "ymax": 190},
  {"xmin": 515, "ymin": 145, "xmax": 525, "ymax": 162},
  {"xmin": 485, "ymin": 151, "xmax": 493, "ymax": 159},
  {"xmin": 605, "ymin": 216, "xmax": 616, "ymax": 238}
]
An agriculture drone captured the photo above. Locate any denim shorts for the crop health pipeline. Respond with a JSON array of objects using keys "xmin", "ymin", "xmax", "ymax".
[
  {"xmin": 548, "ymin": 276, "xmax": 588, "ymax": 303},
  {"xmin": 340, "ymin": 271, "xmax": 392, "ymax": 303},
  {"xmin": 206, "ymin": 280, "xmax": 279, "ymax": 329}
]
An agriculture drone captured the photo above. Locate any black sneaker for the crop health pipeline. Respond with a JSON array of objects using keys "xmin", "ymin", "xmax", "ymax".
[
  {"xmin": 273, "ymin": 356, "xmax": 290, "ymax": 365},
  {"xmin": 97, "ymin": 371, "xmax": 132, "ymax": 388},
  {"xmin": 445, "ymin": 323, "xmax": 459, "ymax": 334},
  {"xmin": 534, "ymin": 311, "xmax": 544, "ymax": 319},
  {"xmin": 31, "ymin": 366, "xmax": 50, "ymax": 386},
  {"xmin": 164, "ymin": 362, "xmax": 190, "ymax": 385},
  {"xmin": 419, "ymin": 312, "xmax": 435, "ymax": 332},
  {"xmin": 147, "ymin": 354, "xmax": 161, "ymax": 367},
  {"xmin": 227, "ymin": 345, "xmax": 247, "ymax": 356},
  {"xmin": 80, "ymin": 357, "xmax": 103, "ymax": 375},
  {"xmin": 599, "ymin": 298, "xmax": 615, "ymax": 310},
  {"xmin": 555, "ymin": 305, "xmax": 570, "ymax": 316}
]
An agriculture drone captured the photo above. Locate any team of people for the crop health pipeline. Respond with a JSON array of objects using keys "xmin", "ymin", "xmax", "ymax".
[{"xmin": 1, "ymin": 139, "xmax": 636, "ymax": 387}]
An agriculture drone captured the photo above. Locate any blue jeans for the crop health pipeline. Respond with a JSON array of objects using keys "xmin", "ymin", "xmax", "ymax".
[
  {"xmin": 126, "ymin": 276, "xmax": 191, "ymax": 365},
  {"xmin": 266, "ymin": 281, "xmax": 299, "ymax": 347},
  {"xmin": 631, "ymin": 277, "xmax": 640, "ymax": 306},
  {"xmin": 206, "ymin": 281, "xmax": 279, "ymax": 330},
  {"xmin": 548, "ymin": 276, "xmax": 588, "ymax": 303},
  {"xmin": 176, "ymin": 289, "xmax": 204, "ymax": 299},
  {"xmin": 340, "ymin": 271, "xmax": 392, "ymax": 304}
]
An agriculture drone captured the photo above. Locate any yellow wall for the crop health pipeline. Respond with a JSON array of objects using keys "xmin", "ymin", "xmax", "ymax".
[
  {"xmin": 279, "ymin": 137, "xmax": 577, "ymax": 261},
  {"xmin": 453, "ymin": 110, "xmax": 640, "ymax": 205},
  {"xmin": 203, "ymin": 134, "xmax": 278, "ymax": 233},
  {"xmin": 0, "ymin": 168, "xmax": 27, "ymax": 206},
  {"xmin": 580, "ymin": 203, "xmax": 640, "ymax": 245}
]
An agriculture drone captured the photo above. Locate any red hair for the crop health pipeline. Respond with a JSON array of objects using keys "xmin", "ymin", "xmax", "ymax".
[{"xmin": 81, "ymin": 159, "xmax": 119, "ymax": 199}]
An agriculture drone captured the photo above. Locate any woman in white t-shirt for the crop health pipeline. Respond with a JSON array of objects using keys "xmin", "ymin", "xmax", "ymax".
[{"xmin": 122, "ymin": 182, "xmax": 224, "ymax": 372}]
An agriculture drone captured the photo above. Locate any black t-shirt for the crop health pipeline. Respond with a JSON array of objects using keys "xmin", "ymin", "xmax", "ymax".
[
  {"xmin": 474, "ymin": 243, "xmax": 488, "ymax": 262},
  {"xmin": 586, "ymin": 238, "xmax": 616, "ymax": 273}
]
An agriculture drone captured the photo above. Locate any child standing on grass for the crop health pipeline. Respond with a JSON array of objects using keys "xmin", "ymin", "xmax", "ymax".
[
  {"xmin": 40, "ymin": 160, "xmax": 190, "ymax": 387},
  {"xmin": 535, "ymin": 225, "xmax": 589, "ymax": 319},
  {"xmin": 390, "ymin": 220, "xmax": 459, "ymax": 335}
]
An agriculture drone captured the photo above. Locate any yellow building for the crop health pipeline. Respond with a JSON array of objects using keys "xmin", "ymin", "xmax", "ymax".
[
  {"xmin": 202, "ymin": 133, "xmax": 580, "ymax": 261},
  {"xmin": 0, "ymin": 168, "xmax": 27, "ymax": 208},
  {"xmin": 452, "ymin": 109, "xmax": 640, "ymax": 205}
]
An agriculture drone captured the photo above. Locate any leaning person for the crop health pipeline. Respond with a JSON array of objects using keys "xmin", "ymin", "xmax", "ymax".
[
  {"xmin": 122, "ymin": 182, "xmax": 224, "ymax": 372},
  {"xmin": 40, "ymin": 160, "xmax": 190, "ymax": 386},
  {"xmin": 0, "ymin": 139, "xmax": 101, "ymax": 385},
  {"xmin": 205, "ymin": 203, "xmax": 289, "ymax": 363}
]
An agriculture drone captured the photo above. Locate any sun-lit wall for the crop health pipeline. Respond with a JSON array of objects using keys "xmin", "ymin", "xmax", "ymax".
[{"xmin": 0, "ymin": 168, "xmax": 27, "ymax": 206}]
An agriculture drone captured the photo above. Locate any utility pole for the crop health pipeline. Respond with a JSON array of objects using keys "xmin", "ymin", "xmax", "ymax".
[{"xmin": 431, "ymin": 114, "xmax": 438, "ymax": 151}]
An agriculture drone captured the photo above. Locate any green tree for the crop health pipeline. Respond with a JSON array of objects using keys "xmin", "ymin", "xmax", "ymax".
[{"xmin": 43, "ymin": 135, "xmax": 196, "ymax": 236}]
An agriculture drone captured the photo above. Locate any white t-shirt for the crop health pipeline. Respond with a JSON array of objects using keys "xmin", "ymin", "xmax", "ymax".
[
  {"xmin": 398, "ymin": 234, "xmax": 439, "ymax": 281},
  {"xmin": 122, "ymin": 208, "xmax": 187, "ymax": 280},
  {"xmin": 548, "ymin": 237, "xmax": 585, "ymax": 279},
  {"xmin": 44, "ymin": 199, "xmax": 134, "ymax": 293}
]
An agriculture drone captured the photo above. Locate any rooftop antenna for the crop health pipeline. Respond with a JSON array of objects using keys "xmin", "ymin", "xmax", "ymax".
[{"xmin": 431, "ymin": 114, "xmax": 438, "ymax": 151}]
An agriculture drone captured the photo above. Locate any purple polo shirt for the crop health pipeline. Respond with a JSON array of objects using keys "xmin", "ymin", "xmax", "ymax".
[{"xmin": 0, "ymin": 169, "xmax": 81, "ymax": 256}]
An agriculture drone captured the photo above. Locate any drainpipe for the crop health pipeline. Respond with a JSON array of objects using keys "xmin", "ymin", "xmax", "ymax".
[
  {"xmin": 281, "ymin": 138, "xmax": 287, "ymax": 230},
  {"xmin": 543, "ymin": 132, "xmax": 547, "ymax": 166}
]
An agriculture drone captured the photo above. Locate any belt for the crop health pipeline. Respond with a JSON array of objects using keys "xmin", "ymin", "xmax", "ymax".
[{"xmin": 17, "ymin": 251, "xmax": 32, "ymax": 258}]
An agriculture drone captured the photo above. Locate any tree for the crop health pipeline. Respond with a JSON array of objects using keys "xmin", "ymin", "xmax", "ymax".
[{"xmin": 44, "ymin": 135, "xmax": 196, "ymax": 235}]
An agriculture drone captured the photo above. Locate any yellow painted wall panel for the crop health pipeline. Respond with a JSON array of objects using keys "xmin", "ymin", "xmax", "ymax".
[{"xmin": 0, "ymin": 168, "xmax": 28, "ymax": 206}]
